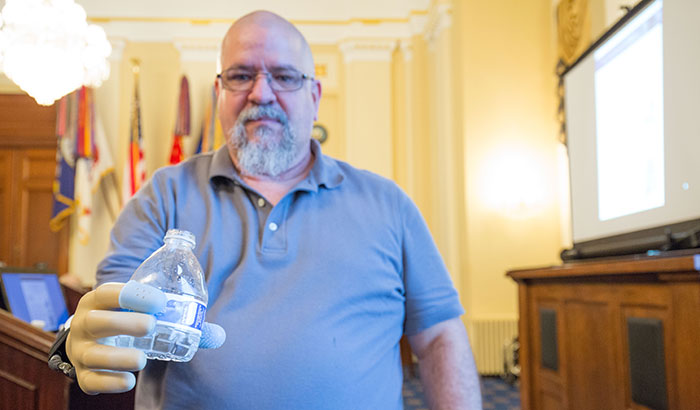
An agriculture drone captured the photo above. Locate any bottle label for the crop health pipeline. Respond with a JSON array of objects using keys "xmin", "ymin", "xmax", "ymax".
[{"xmin": 156, "ymin": 293, "xmax": 206, "ymax": 331}]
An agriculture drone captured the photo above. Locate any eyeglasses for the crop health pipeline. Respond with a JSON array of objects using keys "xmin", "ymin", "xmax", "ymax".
[{"xmin": 217, "ymin": 68, "xmax": 314, "ymax": 92}]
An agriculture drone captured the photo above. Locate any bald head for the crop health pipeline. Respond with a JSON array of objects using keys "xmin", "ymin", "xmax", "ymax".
[{"xmin": 219, "ymin": 11, "xmax": 314, "ymax": 75}]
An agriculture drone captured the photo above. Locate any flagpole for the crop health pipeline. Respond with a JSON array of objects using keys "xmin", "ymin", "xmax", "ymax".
[{"xmin": 131, "ymin": 58, "xmax": 140, "ymax": 75}]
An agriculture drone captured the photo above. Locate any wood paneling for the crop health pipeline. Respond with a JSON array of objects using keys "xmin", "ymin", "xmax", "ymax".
[
  {"xmin": 16, "ymin": 149, "xmax": 67, "ymax": 270},
  {"xmin": 0, "ymin": 301, "xmax": 135, "ymax": 410},
  {"xmin": 509, "ymin": 253, "xmax": 700, "ymax": 410},
  {"xmin": 669, "ymin": 283, "xmax": 700, "ymax": 409},
  {"xmin": 565, "ymin": 300, "xmax": 619, "ymax": 410},
  {"xmin": 0, "ymin": 94, "xmax": 56, "ymax": 142},
  {"xmin": 0, "ymin": 94, "xmax": 67, "ymax": 273},
  {"xmin": 0, "ymin": 150, "xmax": 13, "ymax": 265},
  {"xmin": 539, "ymin": 389, "xmax": 563, "ymax": 410}
]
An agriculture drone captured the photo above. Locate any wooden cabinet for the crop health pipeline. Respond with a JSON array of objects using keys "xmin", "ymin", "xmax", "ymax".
[
  {"xmin": 0, "ymin": 94, "xmax": 68, "ymax": 273},
  {"xmin": 0, "ymin": 300, "xmax": 135, "ymax": 410},
  {"xmin": 508, "ymin": 253, "xmax": 700, "ymax": 410}
]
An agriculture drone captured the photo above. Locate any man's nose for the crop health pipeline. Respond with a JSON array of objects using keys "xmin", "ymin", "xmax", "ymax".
[{"xmin": 247, "ymin": 73, "xmax": 277, "ymax": 105}]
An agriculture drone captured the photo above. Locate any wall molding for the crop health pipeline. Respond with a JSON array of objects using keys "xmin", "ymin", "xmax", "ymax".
[
  {"xmin": 173, "ymin": 38, "xmax": 221, "ymax": 62},
  {"xmin": 399, "ymin": 39, "xmax": 414, "ymax": 62},
  {"xmin": 107, "ymin": 37, "xmax": 126, "ymax": 61},
  {"xmin": 88, "ymin": 12, "xmax": 430, "ymax": 46},
  {"xmin": 339, "ymin": 39, "xmax": 397, "ymax": 63},
  {"xmin": 423, "ymin": 3, "xmax": 452, "ymax": 47}
]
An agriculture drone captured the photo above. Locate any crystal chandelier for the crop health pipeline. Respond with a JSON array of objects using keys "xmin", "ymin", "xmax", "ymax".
[{"xmin": 0, "ymin": 0, "xmax": 111, "ymax": 106}]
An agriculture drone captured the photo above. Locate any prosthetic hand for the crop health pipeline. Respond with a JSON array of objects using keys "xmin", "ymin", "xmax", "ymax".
[{"xmin": 64, "ymin": 281, "xmax": 226, "ymax": 395}]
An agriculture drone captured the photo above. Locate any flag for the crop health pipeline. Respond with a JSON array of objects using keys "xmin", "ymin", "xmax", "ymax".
[
  {"xmin": 75, "ymin": 87, "xmax": 95, "ymax": 158},
  {"xmin": 122, "ymin": 64, "xmax": 146, "ymax": 202},
  {"xmin": 195, "ymin": 83, "xmax": 225, "ymax": 154},
  {"xmin": 169, "ymin": 75, "xmax": 190, "ymax": 164},
  {"xmin": 73, "ymin": 86, "xmax": 94, "ymax": 242},
  {"xmin": 50, "ymin": 86, "xmax": 120, "ymax": 241},
  {"xmin": 76, "ymin": 103, "xmax": 121, "ymax": 244},
  {"xmin": 50, "ymin": 92, "xmax": 78, "ymax": 232},
  {"xmin": 74, "ymin": 157, "xmax": 92, "ymax": 243},
  {"xmin": 90, "ymin": 114, "xmax": 120, "ymax": 220},
  {"xmin": 69, "ymin": 86, "xmax": 115, "ymax": 244}
]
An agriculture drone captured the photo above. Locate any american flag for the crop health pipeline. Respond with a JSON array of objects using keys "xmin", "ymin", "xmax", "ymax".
[
  {"xmin": 169, "ymin": 75, "xmax": 190, "ymax": 164},
  {"xmin": 51, "ymin": 86, "xmax": 119, "ymax": 242},
  {"xmin": 122, "ymin": 62, "xmax": 146, "ymax": 202}
]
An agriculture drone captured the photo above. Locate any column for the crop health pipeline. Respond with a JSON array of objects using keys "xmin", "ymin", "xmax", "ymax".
[{"xmin": 339, "ymin": 39, "xmax": 396, "ymax": 179}]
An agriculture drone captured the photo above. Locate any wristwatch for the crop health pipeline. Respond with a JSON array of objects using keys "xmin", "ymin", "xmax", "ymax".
[{"xmin": 48, "ymin": 316, "xmax": 75, "ymax": 379}]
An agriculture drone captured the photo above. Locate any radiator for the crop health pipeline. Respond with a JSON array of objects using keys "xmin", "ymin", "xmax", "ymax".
[{"xmin": 470, "ymin": 319, "xmax": 519, "ymax": 375}]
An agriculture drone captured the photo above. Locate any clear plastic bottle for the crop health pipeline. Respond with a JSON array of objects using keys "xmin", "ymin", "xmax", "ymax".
[{"xmin": 108, "ymin": 229, "xmax": 208, "ymax": 362}]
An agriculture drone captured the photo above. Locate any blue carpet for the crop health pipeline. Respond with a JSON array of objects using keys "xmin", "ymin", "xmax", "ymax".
[{"xmin": 402, "ymin": 376, "xmax": 520, "ymax": 410}]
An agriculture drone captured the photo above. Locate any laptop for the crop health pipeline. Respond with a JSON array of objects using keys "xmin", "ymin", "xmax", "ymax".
[{"xmin": 0, "ymin": 267, "xmax": 70, "ymax": 332}]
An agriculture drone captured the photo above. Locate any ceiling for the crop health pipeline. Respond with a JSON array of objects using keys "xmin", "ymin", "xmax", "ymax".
[
  {"xmin": 76, "ymin": 0, "xmax": 431, "ymax": 21},
  {"xmin": 0, "ymin": 0, "xmax": 435, "ymax": 44}
]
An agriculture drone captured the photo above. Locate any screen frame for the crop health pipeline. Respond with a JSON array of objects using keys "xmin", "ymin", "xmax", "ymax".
[
  {"xmin": 561, "ymin": 0, "xmax": 658, "ymax": 79},
  {"xmin": 0, "ymin": 267, "xmax": 69, "ymax": 332},
  {"xmin": 560, "ymin": 0, "xmax": 700, "ymax": 260}
]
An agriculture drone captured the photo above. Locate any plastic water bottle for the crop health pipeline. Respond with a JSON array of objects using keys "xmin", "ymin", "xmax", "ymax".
[{"xmin": 108, "ymin": 229, "xmax": 208, "ymax": 362}]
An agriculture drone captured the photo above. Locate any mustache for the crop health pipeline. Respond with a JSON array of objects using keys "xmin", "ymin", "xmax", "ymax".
[{"xmin": 237, "ymin": 105, "xmax": 288, "ymax": 125}]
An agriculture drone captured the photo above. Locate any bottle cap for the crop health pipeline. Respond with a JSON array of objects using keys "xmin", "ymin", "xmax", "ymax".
[{"xmin": 164, "ymin": 229, "xmax": 196, "ymax": 247}]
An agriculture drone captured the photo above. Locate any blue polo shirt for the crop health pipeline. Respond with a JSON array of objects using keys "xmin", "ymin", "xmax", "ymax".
[{"xmin": 97, "ymin": 140, "xmax": 464, "ymax": 410}]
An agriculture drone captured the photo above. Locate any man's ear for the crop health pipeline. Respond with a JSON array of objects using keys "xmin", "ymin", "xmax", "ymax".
[
  {"xmin": 214, "ymin": 76, "xmax": 221, "ymax": 98},
  {"xmin": 311, "ymin": 80, "xmax": 322, "ymax": 121}
]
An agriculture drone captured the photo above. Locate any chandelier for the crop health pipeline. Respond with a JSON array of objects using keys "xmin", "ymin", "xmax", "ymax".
[{"xmin": 0, "ymin": 0, "xmax": 111, "ymax": 106}]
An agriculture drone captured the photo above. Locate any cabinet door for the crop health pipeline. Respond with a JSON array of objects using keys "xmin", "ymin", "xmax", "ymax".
[
  {"xmin": 0, "ymin": 149, "xmax": 14, "ymax": 265},
  {"xmin": 13, "ymin": 148, "xmax": 68, "ymax": 271},
  {"xmin": 0, "ymin": 94, "xmax": 66, "ymax": 272}
]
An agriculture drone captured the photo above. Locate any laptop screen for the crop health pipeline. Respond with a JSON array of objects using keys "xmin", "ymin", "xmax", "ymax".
[{"xmin": 0, "ymin": 270, "xmax": 69, "ymax": 332}]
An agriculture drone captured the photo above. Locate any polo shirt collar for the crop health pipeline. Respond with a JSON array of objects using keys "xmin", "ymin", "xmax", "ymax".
[
  {"xmin": 209, "ymin": 145, "xmax": 239, "ymax": 183},
  {"xmin": 208, "ymin": 139, "xmax": 344, "ymax": 191},
  {"xmin": 304, "ymin": 139, "xmax": 345, "ymax": 191}
]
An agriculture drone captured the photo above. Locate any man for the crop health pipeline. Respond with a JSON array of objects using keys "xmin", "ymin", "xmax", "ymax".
[{"xmin": 63, "ymin": 10, "xmax": 482, "ymax": 410}]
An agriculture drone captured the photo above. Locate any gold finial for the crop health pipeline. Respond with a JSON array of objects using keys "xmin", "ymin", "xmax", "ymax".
[{"xmin": 131, "ymin": 58, "xmax": 141, "ymax": 74}]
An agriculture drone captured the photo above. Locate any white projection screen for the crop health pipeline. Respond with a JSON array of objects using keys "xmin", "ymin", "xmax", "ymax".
[{"xmin": 563, "ymin": 0, "xmax": 700, "ymax": 257}]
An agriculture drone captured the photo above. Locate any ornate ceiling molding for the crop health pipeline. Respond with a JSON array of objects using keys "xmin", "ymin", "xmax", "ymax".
[
  {"xmin": 87, "ymin": 12, "xmax": 430, "ymax": 45},
  {"xmin": 107, "ymin": 38, "xmax": 126, "ymax": 61},
  {"xmin": 423, "ymin": 3, "xmax": 452, "ymax": 47}
]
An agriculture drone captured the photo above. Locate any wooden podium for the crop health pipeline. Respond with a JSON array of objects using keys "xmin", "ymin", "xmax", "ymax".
[
  {"xmin": 508, "ymin": 252, "xmax": 700, "ymax": 410},
  {"xmin": 0, "ymin": 292, "xmax": 135, "ymax": 410}
]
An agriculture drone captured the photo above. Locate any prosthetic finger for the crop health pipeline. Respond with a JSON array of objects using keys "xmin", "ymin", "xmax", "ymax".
[
  {"xmin": 80, "ymin": 343, "xmax": 147, "ymax": 372},
  {"xmin": 65, "ymin": 282, "xmax": 165, "ymax": 395},
  {"xmin": 77, "ymin": 369, "xmax": 137, "ymax": 395},
  {"xmin": 82, "ymin": 309, "xmax": 156, "ymax": 339},
  {"xmin": 76, "ymin": 282, "xmax": 125, "ymax": 311},
  {"xmin": 199, "ymin": 322, "xmax": 227, "ymax": 349}
]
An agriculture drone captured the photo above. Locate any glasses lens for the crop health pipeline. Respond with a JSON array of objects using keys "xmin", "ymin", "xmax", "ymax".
[
  {"xmin": 269, "ymin": 70, "xmax": 303, "ymax": 91},
  {"xmin": 221, "ymin": 70, "xmax": 254, "ymax": 91},
  {"xmin": 220, "ymin": 69, "xmax": 306, "ymax": 91}
]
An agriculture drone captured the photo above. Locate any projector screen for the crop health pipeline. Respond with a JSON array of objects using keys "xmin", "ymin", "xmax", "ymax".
[{"xmin": 565, "ymin": 0, "xmax": 700, "ymax": 250}]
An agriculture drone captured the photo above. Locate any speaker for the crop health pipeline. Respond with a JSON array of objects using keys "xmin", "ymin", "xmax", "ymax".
[
  {"xmin": 627, "ymin": 316, "xmax": 667, "ymax": 410},
  {"xmin": 539, "ymin": 308, "xmax": 558, "ymax": 371}
]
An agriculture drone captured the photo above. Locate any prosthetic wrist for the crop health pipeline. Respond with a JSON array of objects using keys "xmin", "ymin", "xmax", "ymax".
[{"xmin": 48, "ymin": 317, "xmax": 75, "ymax": 379}]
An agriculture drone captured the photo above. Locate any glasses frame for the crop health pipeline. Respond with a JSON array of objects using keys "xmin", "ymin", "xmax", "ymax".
[{"xmin": 217, "ymin": 69, "xmax": 315, "ymax": 93}]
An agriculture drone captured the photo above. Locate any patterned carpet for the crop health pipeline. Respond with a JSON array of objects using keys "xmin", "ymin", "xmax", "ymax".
[{"xmin": 402, "ymin": 376, "xmax": 520, "ymax": 410}]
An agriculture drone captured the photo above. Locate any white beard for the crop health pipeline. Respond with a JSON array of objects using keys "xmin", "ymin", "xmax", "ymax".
[{"xmin": 228, "ymin": 105, "xmax": 299, "ymax": 177}]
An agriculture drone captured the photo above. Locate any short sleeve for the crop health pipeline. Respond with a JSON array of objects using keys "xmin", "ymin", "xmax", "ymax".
[{"xmin": 400, "ymin": 195, "xmax": 464, "ymax": 336}]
